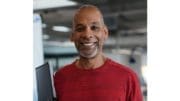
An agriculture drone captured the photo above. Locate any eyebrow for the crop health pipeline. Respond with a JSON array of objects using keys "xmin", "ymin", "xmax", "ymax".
[
  {"xmin": 75, "ymin": 22, "xmax": 101, "ymax": 27},
  {"xmin": 91, "ymin": 22, "xmax": 101, "ymax": 26},
  {"xmin": 75, "ymin": 24, "xmax": 84, "ymax": 28}
]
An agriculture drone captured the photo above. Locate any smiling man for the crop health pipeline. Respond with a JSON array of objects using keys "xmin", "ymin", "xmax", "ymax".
[{"xmin": 54, "ymin": 5, "xmax": 143, "ymax": 101}]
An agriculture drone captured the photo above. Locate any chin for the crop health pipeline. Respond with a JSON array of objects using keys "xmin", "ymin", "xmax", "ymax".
[
  {"xmin": 79, "ymin": 52, "xmax": 97, "ymax": 59},
  {"xmin": 80, "ymin": 54, "xmax": 97, "ymax": 59},
  {"xmin": 79, "ymin": 48, "xmax": 98, "ymax": 59}
]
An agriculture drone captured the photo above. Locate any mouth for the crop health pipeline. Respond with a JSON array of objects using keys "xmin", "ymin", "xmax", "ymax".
[
  {"xmin": 75, "ymin": 41, "xmax": 99, "ymax": 58},
  {"xmin": 82, "ymin": 42, "xmax": 95, "ymax": 45},
  {"xmin": 78, "ymin": 42, "xmax": 98, "ymax": 58},
  {"xmin": 80, "ymin": 42, "xmax": 97, "ymax": 47}
]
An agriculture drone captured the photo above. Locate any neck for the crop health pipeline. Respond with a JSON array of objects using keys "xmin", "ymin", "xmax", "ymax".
[{"xmin": 77, "ymin": 53, "xmax": 106, "ymax": 70}]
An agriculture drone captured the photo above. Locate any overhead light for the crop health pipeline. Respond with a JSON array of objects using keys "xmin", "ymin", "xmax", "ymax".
[
  {"xmin": 52, "ymin": 26, "xmax": 70, "ymax": 32},
  {"xmin": 34, "ymin": 0, "xmax": 77, "ymax": 10}
]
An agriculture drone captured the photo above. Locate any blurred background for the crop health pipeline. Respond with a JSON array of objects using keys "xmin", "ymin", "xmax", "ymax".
[{"xmin": 33, "ymin": 0, "xmax": 147, "ymax": 100}]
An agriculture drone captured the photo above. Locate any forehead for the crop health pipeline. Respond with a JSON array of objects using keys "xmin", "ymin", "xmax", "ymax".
[{"xmin": 74, "ymin": 8, "xmax": 102, "ymax": 25}]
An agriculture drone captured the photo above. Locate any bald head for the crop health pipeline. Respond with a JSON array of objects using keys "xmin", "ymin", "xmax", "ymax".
[
  {"xmin": 73, "ymin": 5, "xmax": 105, "ymax": 28},
  {"xmin": 70, "ymin": 5, "xmax": 109, "ymax": 59}
]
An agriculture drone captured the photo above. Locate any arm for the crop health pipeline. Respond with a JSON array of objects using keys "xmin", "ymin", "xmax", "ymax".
[
  {"xmin": 53, "ymin": 72, "xmax": 61, "ymax": 101},
  {"xmin": 126, "ymin": 72, "xmax": 143, "ymax": 101}
]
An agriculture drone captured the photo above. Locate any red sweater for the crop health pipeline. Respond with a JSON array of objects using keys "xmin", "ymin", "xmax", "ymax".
[{"xmin": 54, "ymin": 58, "xmax": 143, "ymax": 101}]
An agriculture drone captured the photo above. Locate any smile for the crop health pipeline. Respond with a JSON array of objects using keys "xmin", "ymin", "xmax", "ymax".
[{"xmin": 80, "ymin": 42, "xmax": 97, "ymax": 47}]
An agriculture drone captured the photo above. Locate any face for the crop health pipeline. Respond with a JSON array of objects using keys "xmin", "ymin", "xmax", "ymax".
[{"xmin": 71, "ymin": 8, "xmax": 108, "ymax": 59}]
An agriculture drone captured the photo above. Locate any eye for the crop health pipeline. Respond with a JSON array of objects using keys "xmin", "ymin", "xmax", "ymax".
[
  {"xmin": 75, "ymin": 27, "xmax": 85, "ymax": 32},
  {"xmin": 91, "ymin": 25, "xmax": 100, "ymax": 31}
]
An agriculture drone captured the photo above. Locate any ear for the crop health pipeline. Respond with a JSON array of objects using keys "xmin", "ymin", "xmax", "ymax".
[{"xmin": 103, "ymin": 25, "xmax": 109, "ymax": 40}]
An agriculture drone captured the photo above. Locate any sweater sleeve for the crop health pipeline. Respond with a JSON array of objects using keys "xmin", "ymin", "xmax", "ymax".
[
  {"xmin": 126, "ymin": 71, "xmax": 143, "ymax": 101},
  {"xmin": 53, "ymin": 73, "xmax": 59, "ymax": 100},
  {"xmin": 54, "ymin": 71, "xmax": 63, "ymax": 101}
]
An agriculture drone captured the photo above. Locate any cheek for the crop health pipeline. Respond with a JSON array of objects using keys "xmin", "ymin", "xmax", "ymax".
[
  {"xmin": 72, "ymin": 35, "xmax": 80, "ymax": 42},
  {"xmin": 96, "ymin": 36, "xmax": 105, "ymax": 47},
  {"xmin": 97, "ymin": 34, "xmax": 105, "ymax": 42}
]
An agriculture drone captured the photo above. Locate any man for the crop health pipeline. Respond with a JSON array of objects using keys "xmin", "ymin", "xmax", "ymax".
[{"xmin": 54, "ymin": 5, "xmax": 143, "ymax": 101}]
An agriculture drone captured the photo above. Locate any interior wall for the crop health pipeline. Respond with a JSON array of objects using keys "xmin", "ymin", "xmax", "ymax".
[{"xmin": 33, "ymin": 13, "xmax": 44, "ymax": 101}]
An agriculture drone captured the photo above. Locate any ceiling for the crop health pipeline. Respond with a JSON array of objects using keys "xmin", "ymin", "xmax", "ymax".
[{"xmin": 34, "ymin": 0, "xmax": 147, "ymax": 54}]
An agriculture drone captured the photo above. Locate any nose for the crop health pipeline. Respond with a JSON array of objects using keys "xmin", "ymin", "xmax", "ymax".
[{"xmin": 81, "ymin": 27, "xmax": 93, "ymax": 39}]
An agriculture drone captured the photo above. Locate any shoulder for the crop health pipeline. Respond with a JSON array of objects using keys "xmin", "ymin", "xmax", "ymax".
[
  {"xmin": 54, "ymin": 62, "xmax": 75, "ymax": 78},
  {"xmin": 107, "ymin": 58, "xmax": 138, "ymax": 78},
  {"xmin": 108, "ymin": 58, "xmax": 140, "ymax": 87}
]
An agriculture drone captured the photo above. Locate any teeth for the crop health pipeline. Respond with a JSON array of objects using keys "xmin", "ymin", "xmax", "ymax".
[{"xmin": 83, "ymin": 43, "xmax": 93, "ymax": 46}]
